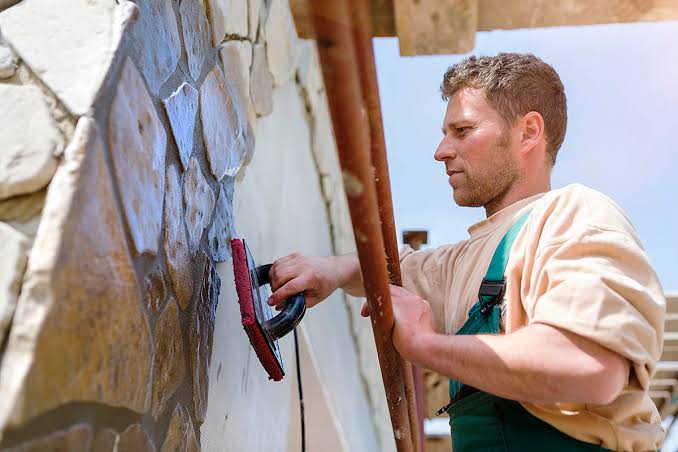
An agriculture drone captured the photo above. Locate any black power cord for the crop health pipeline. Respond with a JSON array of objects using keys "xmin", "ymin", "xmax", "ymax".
[{"xmin": 293, "ymin": 328, "xmax": 306, "ymax": 452}]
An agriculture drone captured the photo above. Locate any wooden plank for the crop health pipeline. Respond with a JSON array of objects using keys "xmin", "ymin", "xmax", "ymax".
[
  {"xmin": 660, "ymin": 345, "xmax": 678, "ymax": 361},
  {"xmin": 359, "ymin": 0, "xmax": 678, "ymax": 53},
  {"xmin": 650, "ymin": 378, "xmax": 678, "ymax": 389},
  {"xmin": 371, "ymin": 0, "xmax": 397, "ymax": 36},
  {"xmin": 477, "ymin": 0, "xmax": 678, "ymax": 31},
  {"xmin": 665, "ymin": 313, "xmax": 678, "ymax": 332},
  {"xmin": 369, "ymin": 0, "xmax": 678, "ymax": 35},
  {"xmin": 292, "ymin": 0, "xmax": 402, "ymax": 39},
  {"xmin": 393, "ymin": 0, "xmax": 478, "ymax": 55},
  {"xmin": 667, "ymin": 292, "xmax": 678, "ymax": 314}
]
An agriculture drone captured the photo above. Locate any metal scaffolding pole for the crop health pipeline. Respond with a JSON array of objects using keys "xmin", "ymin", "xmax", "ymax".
[{"xmin": 307, "ymin": 1, "xmax": 415, "ymax": 450}]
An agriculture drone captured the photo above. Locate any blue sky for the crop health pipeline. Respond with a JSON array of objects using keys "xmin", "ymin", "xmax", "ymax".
[{"xmin": 374, "ymin": 21, "xmax": 678, "ymax": 291}]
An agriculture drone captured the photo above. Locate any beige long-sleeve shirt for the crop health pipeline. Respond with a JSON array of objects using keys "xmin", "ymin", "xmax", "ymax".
[{"xmin": 400, "ymin": 184, "xmax": 666, "ymax": 451}]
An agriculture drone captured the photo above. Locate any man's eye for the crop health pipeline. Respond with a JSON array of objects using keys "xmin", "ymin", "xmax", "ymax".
[{"xmin": 456, "ymin": 127, "xmax": 468, "ymax": 134}]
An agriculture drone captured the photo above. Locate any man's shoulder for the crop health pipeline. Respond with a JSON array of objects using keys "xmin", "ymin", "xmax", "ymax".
[
  {"xmin": 530, "ymin": 183, "xmax": 638, "ymax": 241},
  {"xmin": 545, "ymin": 183, "xmax": 620, "ymax": 207}
]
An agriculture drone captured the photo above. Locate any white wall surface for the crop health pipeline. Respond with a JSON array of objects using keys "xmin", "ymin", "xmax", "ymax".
[{"xmin": 201, "ymin": 82, "xmax": 381, "ymax": 452}]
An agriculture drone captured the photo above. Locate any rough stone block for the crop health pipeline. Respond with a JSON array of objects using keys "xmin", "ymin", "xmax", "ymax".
[
  {"xmin": 190, "ymin": 255, "xmax": 221, "ymax": 422},
  {"xmin": 200, "ymin": 66, "xmax": 249, "ymax": 181},
  {"xmin": 250, "ymin": 42, "xmax": 273, "ymax": 116},
  {"xmin": 248, "ymin": 0, "xmax": 263, "ymax": 41},
  {"xmin": 263, "ymin": 0, "xmax": 299, "ymax": 86},
  {"xmin": 311, "ymin": 94, "xmax": 341, "ymax": 185},
  {"xmin": 0, "ymin": 35, "xmax": 17, "ymax": 79},
  {"xmin": 0, "ymin": 0, "xmax": 136, "ymax": 114},
  {"xmin": 161, "ymin": 403, "xmax": 199, "ymax": 452},
  {"xmin": 164, "ymin": 165, "xmax": 194, "ymax": 309},
  {"xmin": 183, "ymin": 157, "xmax": 215, "ymax": 253},
  {"xmin": 118, "ymin": 424, "xmax": 154, "ymax": 452},
  {"xmin": 0, "ymin": 222, "xmax": 29, "ymax": 349},
  {"xmin": 207, "ymin": 180, "xmax": 236, "ymax": 262},
  {"xmin": 163, "ymin": 83, "xmax": 199, "ymax": 171},
  {"xmin": 219, "ymin": 41, "xmax": 255, "ymax": 167},
  {"xmin": 219, "ymin": 40, "xmax": 252, "ymax": 113},
  {"xmin": 0, "ymin": 118, "xmax": 152, "ymax": 428},
  {"xmin": 130, "ymin": 0, "xmax": 181, "ymax": 94},
  {"xmin": 92, "ymin": 428, "xmax": 119, "ymax": 452},
  {"xmin": 180, "ymin": 0, "xmax": 211, "ymax": 81},
  {"xmin": 297, "ymin": 39, "xmax": 324, "ymax": 111},
  {"xmin": 0, "ymin": 84, "xmax": 61, "ymax": 200},
  {"xmin": 152, "ymin": 297, "xmax": 186, "ymax": 419},
  {"xmin": 3, "ymin": 423, "xmax": 92, "ymax": 452},
  {"xmin": 144, "ymin": 264, "xmax": 169, "ymax": 317},
  {"xmin": 206, "ymin": 0, "xmax": 248, "ymax": 45},
  {"xmin": 109, "ymin": 58, "xmax": 167, "ymax": 256},
  {"xmin": 0, "ymin": 190, "xmax": 45, "ymax": 223}
]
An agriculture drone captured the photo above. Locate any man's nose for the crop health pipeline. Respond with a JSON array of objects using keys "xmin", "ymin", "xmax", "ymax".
[{"xmin": 434, "ymin": 138, "xmax": 457, "ymax": 162}]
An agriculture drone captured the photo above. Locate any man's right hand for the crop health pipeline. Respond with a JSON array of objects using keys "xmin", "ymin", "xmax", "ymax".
[{"xmin": 267, "ymin": 253, "xmax": 363, "ymax": 310}]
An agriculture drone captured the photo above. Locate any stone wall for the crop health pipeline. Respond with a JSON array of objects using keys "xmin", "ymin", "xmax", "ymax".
[{"xmin": 0, "ymin": 0, "xmax": 393, "ymax": 450}]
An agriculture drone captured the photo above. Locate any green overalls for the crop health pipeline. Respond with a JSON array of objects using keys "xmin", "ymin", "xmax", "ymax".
[{"xmin": 441, "ymin": 211, "xmax": 611, "ymax": 451}]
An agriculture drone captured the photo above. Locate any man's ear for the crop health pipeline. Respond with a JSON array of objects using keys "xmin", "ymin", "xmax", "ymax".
[{"xmin": 520, "ymin": 111, "xmax": 545, "ymax": 156}]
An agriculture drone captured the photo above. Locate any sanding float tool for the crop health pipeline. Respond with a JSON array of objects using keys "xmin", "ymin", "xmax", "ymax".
[{"xmin": 231, "ymin": 238, "xmax": 307, "ymax": 381}]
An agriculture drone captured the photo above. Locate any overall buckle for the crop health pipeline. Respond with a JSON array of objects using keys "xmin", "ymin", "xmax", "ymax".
[{"xmin": 478, "ymin": 278, "xmax": 506, "ymax": 317}]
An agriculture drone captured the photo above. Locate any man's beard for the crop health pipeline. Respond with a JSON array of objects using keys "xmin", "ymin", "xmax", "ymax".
[{"xmin": 453, "ymin": 133, "xmax": 519, "ymax": 210}]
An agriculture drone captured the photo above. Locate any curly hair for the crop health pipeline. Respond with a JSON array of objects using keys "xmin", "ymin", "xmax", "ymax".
[{"xmin": 441, "ymin": 53, "xmax": 567, "ymax": 165}]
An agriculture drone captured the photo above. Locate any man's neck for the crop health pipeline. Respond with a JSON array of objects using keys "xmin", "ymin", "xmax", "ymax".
[{"xmin": 484, "ymin": 180, "xmax": 551, "ymax": 218}]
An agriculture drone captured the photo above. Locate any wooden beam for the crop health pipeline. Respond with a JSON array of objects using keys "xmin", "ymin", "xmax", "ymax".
[
  {"xmin": 477, "ymin": 0, "xmax": 678, "ymax": 31},
  {"xmin": 393, "ymin": 0, "xmax": 478, "ymax": 56},
  {"xmin": 650, "ymin": 378, "xmax": 678, "ymax": 389},
  {"xmin": 667, "ymin": 292, "xmax": 678, "ymax": 314},
  {"xmin": 295, "ymin": 0, "xmax": 678, "ymax": 55},
  {"xmin": 370, "ymin": 0, "xmax": 397, "ymax": 36},
  {"xmin": 665, "ymin": 313, "xmax": 678, "ymax": 332}
]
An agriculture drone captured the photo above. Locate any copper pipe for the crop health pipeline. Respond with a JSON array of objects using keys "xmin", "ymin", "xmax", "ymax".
[
  {"xmin": 349, "ymin": 1, "xmax": 422, "ymax": 450},
  {"xmin": 307, "ymin": 1, "xmax": 414, "ymax": 450}
]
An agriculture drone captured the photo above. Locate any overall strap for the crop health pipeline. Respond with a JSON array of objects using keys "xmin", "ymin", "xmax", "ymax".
[
  {"xmin": 438, "ymin": 209, "xmax": 533, "ymax": 416},
  {"xmin": 477, "ymin": 209, "xmax": 532, "ymax": 317}
]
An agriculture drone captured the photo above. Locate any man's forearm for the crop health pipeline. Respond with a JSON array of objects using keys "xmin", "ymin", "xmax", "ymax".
[
  {"xmin": 406, "ymin": 323, "xmax": 628, "ymax": 406},
  {"xmin": 331, "ymin": 253, "xmax": 364, "ymax": 297}
]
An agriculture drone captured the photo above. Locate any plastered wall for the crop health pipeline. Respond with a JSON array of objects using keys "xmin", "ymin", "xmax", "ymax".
[{"xmin": 0, "ymin": 0, "xmax": 393, "ymax": 450}]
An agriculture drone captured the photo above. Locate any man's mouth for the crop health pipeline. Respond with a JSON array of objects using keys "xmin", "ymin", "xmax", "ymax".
[{"xmin": 446, "ymin": 169, "xmax": 462, "ymax": 177}]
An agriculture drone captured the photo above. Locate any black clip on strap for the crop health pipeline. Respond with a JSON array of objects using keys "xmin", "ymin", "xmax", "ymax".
[{"xmin": 478, "ymin": 278, "xmax": 506, "ymax": 317}]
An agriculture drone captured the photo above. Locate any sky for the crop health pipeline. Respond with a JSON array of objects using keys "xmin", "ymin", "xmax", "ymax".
[{"xmin": 373, "ymin": 20, "xmax": 678, "ymax": 291}]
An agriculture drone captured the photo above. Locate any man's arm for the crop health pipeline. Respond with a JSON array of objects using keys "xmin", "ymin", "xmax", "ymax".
[{"xmin": 387, "ymin": 285, "xmax": 630, "ymax": 406}]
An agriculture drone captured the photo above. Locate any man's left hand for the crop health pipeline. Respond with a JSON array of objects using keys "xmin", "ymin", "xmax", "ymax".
[{"xmin": 361, "ymin": 285, "xmax": 435, "ymax": 362}]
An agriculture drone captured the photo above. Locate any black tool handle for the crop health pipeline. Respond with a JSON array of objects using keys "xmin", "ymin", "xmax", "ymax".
[{"xmin": 256, "ymin": 264, "xmax": 307, "ymax": 340}]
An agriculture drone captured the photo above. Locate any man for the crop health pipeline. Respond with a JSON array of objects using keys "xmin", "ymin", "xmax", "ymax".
[{"xmin": 267, "ymin": 53, "xmax": 666, "ymax": 451}]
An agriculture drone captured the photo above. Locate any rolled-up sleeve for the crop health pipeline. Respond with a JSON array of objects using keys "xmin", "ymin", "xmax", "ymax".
[
  {"xmin": 526, "ymin": 225, "xmax": 666, "ymax": 390},
  {"xmin": 400, "ymin": 243, "xmax": 460, "ymax": 334}
]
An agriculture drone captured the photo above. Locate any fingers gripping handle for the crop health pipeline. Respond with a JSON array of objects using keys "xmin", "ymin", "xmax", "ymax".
[{"xmin": 256, "ymin": 264, "xmax": 307, "ymax": 340}]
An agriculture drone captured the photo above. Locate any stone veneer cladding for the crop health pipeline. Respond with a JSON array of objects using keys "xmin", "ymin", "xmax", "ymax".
[{"xmin": 0, "ymin": 0, "xmax": 387, "ymax": 450}]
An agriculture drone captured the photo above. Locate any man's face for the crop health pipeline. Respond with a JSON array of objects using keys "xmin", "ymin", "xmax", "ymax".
[{"xmin": 434, "ymin": 87, "xmax": 519, "ymax": 209}]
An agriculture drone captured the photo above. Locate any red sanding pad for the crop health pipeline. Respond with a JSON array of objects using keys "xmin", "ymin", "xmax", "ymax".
[{"xmin": 231, "ymin": 238, "xmax": 284, "ymax": 381}]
